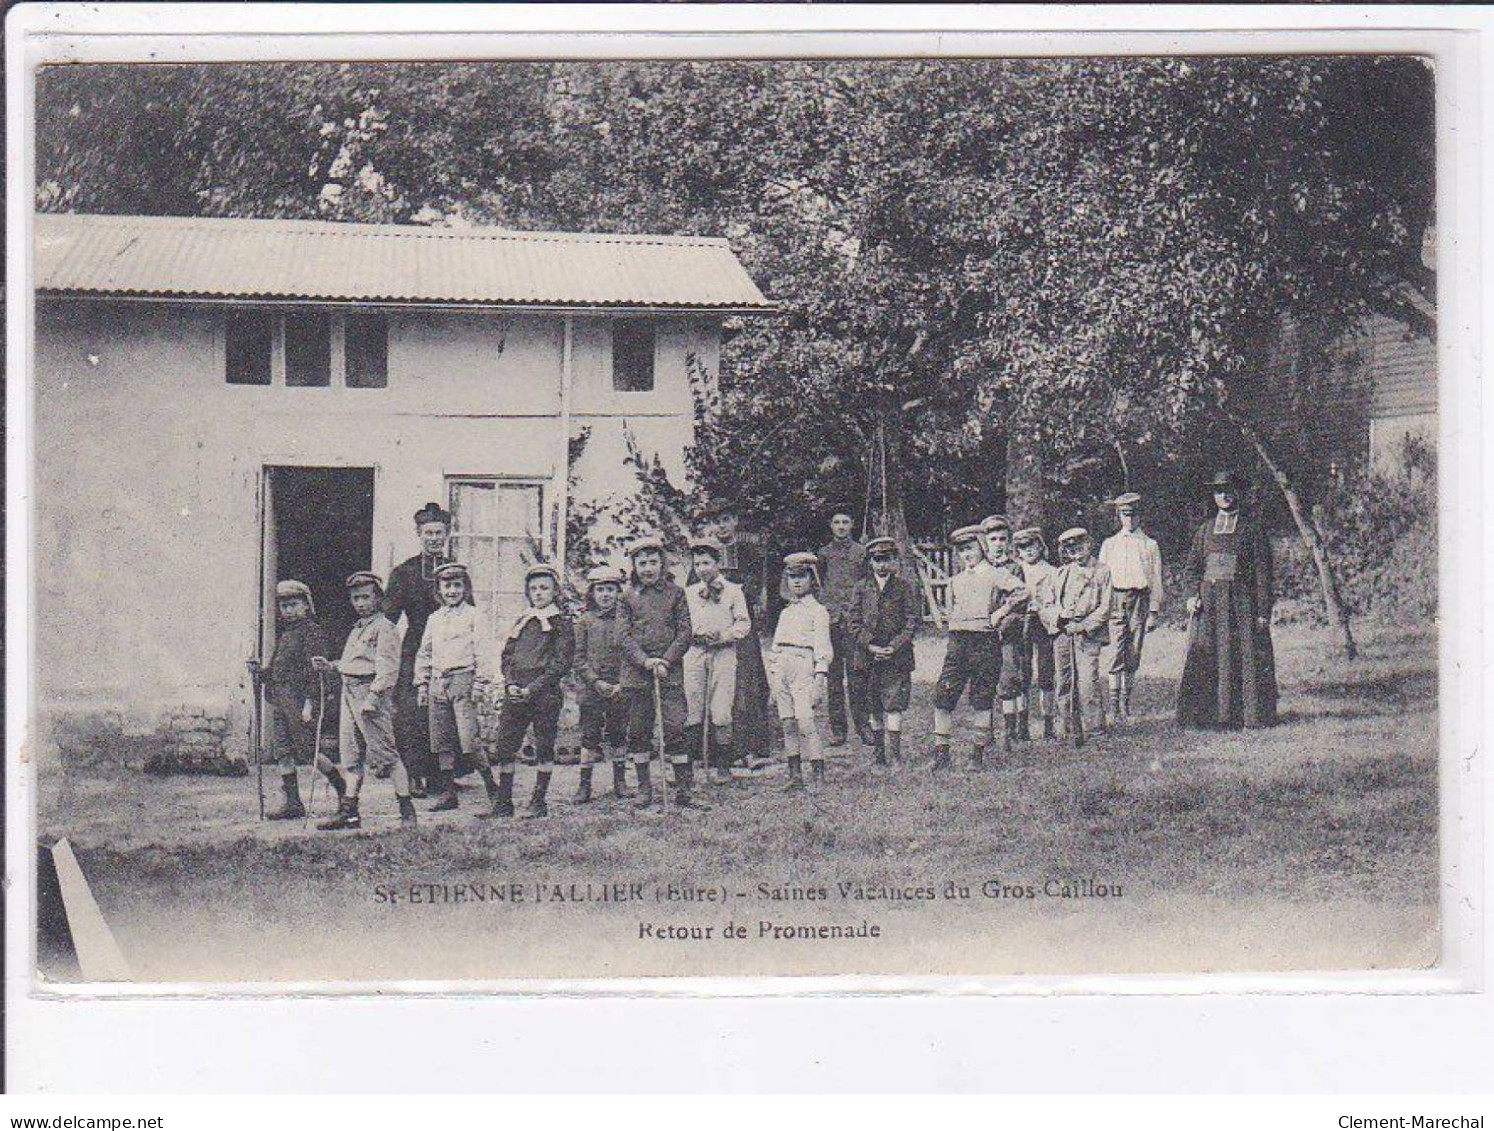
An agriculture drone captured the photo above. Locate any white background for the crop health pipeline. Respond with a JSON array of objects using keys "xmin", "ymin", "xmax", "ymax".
[{"xmin": 5, "ymin": 3, "xmax": 1489, "ymax": 1094}]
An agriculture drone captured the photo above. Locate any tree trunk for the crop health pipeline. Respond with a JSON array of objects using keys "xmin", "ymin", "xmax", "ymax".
[
  {"xmin": 1005, "ymin": 429, "xmax": 1045, "ymax": 530},
  {"xmin": 1225, "ymin": 408, "xmax": 1358, "ymax": 661},
  {"xmin": 871, "ymin": 416, "xmax": 911, "ymax": 546}
]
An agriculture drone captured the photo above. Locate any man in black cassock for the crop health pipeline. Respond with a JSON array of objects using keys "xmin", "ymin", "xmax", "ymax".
[
  {"xmin": 384, "ymin": 502, "xmax": 454, "ymax": 795},
  {"xmin": 1177, "ymin": 471, "xmax": 1279, "ymax": 729}
]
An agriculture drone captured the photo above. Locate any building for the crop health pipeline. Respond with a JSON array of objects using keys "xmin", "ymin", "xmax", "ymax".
[
  {"xmin": 32, "ymin": 211, "xmax": 771, "ymax": 765},
  {"xmin": 1351, "ymin": 311, "xmax": 1438, "ymax": 471}
]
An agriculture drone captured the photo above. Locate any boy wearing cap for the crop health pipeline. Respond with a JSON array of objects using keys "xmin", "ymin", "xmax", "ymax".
[
  {"xmin": 980, "ymin": 515, "xmax": 1033, "ymax": 754},
  {"xmin": 384, "ymin": 502, "xmax": 455, "ymax": 797},
  {"xmin": 575, "ymin": 566, "xmax": 632, "ymax": 802},
  {"xmin": 1043, "ymin": 528, "xmax": 1114, "ymax": 747},
  {"xmin": 817, "ymin": 511, "xmax": 870, "ymax": 746},
  {"xmin": 1098, "ymin": 492, "xmax": 1164, "ymax": 722},
  {"xmin": 414, "ymin": 562, "xmax": 502, "ymax": 813},
  {"xmin": 771, "ymin": 552, "xmax": 834, "ymax": 789},
  {"xmin": 311, "ymin": 572, "xmax": 415, "ymax": 829},
  {"xmin": 932, "ymin": 525, "xmax": 1002, "ymax": 771},
  {"xmin": 845, "ymin": 536, "xmax": 919, "ymax": 769},
  {"xmin": 1013, "ymin": 528, "xmax": 1059, "ymax": 740},
  {"xmin": 619, "ymin": 537, "xmax": 697, "ymax": 808},
  {"xmin": 255, "ymin": 580, "xmax": 339, "ymax": 820},
  {"xmin": 684, "ymin": 537, "xmax": 752, "ymax": 786},
  {"xmin": 492, "ymin": 563, "xmax": 575, "ymax": 819}
]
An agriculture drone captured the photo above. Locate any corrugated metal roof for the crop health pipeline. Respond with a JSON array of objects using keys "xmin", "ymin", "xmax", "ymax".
[{"xmin": 34, "ymin": 212, "xmax": 774, "ymax": 311}]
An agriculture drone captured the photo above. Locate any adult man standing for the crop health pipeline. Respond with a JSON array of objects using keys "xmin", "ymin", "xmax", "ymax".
[
  {"xmin": 1098, "ymin": 491, "xmax": 1164, "ymax": 721},
  {"xmin": 1177, "ymin": 472, "xmax": 1278, "ymax": 730},
  {"xmin": 817, "ymin": 509, "xmax": 869, "ymax": 746},
  {"xmin": 383, "ymin": 501, "xmax": 454, "ymax": 797}
]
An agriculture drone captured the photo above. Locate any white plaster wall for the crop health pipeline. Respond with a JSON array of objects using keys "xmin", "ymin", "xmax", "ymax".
[{"xmin": 32, "ymin": 301, "xmax": 714, "ymax": 739}]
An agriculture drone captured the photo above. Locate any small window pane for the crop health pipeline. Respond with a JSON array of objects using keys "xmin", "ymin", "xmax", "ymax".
[
  {"xmin": 225, "ymin": 311, "xmax": 272, "ymax": 385},
  {"xmin": 612, "ymin": 319, "xmax": 655, "ymax": 392},
  {"xmin": 284, "ymin": 312, "xmax": 331, "ymax": 387},
  {"xmin": 345, "ymin": 314, "xmax": 388, "ymax": 389},
  {"xmin": 448, "ymin": 479, "xmax": 546, "ymax": 634}
]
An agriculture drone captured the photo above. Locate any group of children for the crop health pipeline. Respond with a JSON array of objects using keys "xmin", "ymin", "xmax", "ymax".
[
  {"xmin": 920, "ymin": 493, "xmax": 1164, "ymax": 770},
  {"xmin": 251, "ymin": 492, "xmax": 1162, "ymax": 828}
]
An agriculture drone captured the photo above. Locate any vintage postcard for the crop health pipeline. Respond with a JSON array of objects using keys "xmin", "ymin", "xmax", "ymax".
[{"xmin": 17, "ymin": 32, "xmax": 1468, "ymax": 991}]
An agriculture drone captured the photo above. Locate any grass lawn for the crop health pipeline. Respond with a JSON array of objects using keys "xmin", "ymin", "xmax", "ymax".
[{"xmin": 36, "ymin": 617, "xmax": 1438, "ymax": 984}]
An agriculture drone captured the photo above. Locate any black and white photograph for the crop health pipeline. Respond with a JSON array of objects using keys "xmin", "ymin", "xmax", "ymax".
[{"xmin": 23, "ymin": 45, "xmax": 1450, "ymax": 987}]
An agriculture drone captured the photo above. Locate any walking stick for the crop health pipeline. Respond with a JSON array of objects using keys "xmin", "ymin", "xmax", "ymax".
[
  {"xmin": 303, "ymin": 670, "xmax": 329, "ymax": 829},
  {"xmin": 652, "ymin": 667, "xmax": 669, "ymax": 819},
  {"xmin": 699, "ymin": 649, "xmax": 715, "ymax": 784},
  {"xmin": 246, "ymin": 660, "xmax": 265, "ymax": 821}
]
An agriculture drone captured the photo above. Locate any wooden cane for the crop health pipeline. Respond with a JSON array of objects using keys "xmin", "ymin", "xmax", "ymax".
[
  {"xmin": 247, "ymin": 660, "xmax": 265, "ymax": 821},
  {"xmin": 304, "ymin": 669, "xmax": 329, "ymax": 829},
  {"xmin": 699, "ymin": 649, "xmax": 716, "ymax": 783},
  {"xmin": 652, "ymin": 667, "xmax": 669, "ymax": 819}
]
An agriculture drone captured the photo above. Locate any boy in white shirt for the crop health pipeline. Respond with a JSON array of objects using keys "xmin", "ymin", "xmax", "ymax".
[
  {"xmin": 414, "ymin": 562, "xmax": 501, "ymax": 812},
  {"xmin": 770, "ymin": 552, "xmax": 833, "ymax": 791},
  {"xmin": 932, "ymin": 525, "xmax": 1001, "ymax": 771},
  {"xmin": 684, "ymin": 536, "xmax": 752, "ymax": 786}
]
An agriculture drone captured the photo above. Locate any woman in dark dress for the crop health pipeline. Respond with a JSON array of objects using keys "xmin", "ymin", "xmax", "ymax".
[{"xmin": 1176, "ymin": 471, "xmax": 1279, "ymax": 729}]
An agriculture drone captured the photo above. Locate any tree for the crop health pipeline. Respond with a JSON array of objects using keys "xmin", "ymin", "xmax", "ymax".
[{"xmin": 37, "ymin": 58, "xmax": 1435, "ymax": 656}]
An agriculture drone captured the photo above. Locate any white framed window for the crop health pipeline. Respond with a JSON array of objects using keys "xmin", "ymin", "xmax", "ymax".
[
  {"xmin": 446, "ymin": 476, "xmax": 547, "ymax": 638},
  {"xmin": 224, "ymin": 311, "xmax": 388, "ymax": 389}
]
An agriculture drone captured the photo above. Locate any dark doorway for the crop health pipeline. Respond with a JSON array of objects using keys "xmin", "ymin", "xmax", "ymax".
[{"xmin": 262, "ymin": 466, "xmax": 376, "ymax": 653}]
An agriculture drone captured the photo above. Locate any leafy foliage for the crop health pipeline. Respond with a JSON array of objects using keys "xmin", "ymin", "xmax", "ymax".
[{"xmin": 36, "ymin": 58, "xmax": 1435, "ymax": 593}]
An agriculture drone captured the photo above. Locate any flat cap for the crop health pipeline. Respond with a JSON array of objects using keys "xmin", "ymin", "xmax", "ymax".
[
  {"xmin": 1112, "ymin": 492, "xmax": 1142, "ymax": 508},
  {"xmin": 1209, "ymin": 470, "xmax": 1241, "ymax": 490},
  {"xmin": 688, "ymin": 535, "xmax": 724, "ymax": 558},
  {"xmin": 344, "ymin": 570, "xmax": 384, "ymax": 590},
  {"xmin": 433, "ymin": 562, "xmax": 471, "ymax": 582},
  {"xmin": 979, "ymin": 514, "xmax": 1011, "ymax": 533},
  {"xmin": 1012, "ymin": 527, "xmax": 1045, "ymax": 546},
  {"xmin": 627, "ymin": 535, "xmax": 665, "ymax": 557},
  {"xmin": 276, "ymin": 579, "xmax": 313, "ymax": 601},
  {"xmin": 782, "ymin": 551, "xmax": 820, "ymax": 572},
  {"xmin": 950, "ymin": 524, "xmax": 986, "ymax": 545},
  {"xmin": 524, "ymin": 562, "xmax": 561, "ymax": 585},
  {"xmin": 865, "ymin": 536, "xmax": 899, "ymax": 557},
  {"xmin": 1057, "ymin": 527, "xmax": 1091, "ymax": 545},
  {"xmin": 585, "ymin": 565, "xmax": 626, "ymax": 586}
]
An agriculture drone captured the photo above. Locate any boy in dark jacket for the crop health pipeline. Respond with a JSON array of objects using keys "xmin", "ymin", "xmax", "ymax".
[
  {"xmin": 574, "ymin": 565, "xmax": 630, "ymax": 803},
  {"xmin": 619, "ymin": 536, "xmax": 696, "ymax": 809},
  {"xmin": 492, "ymin": 563, "xmax": 575, "ymax": 819},
  {"xmin": 255, "ymin": 579, "xmax": 339, "ymax": 820},
  {"xmin": 844, "ymin": 537, "xmax": 920, "ymax": 769}
]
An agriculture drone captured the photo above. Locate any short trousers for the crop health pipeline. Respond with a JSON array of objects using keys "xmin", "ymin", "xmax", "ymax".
[
  {"xmin": 862, "ymin": 665, "xmax": 912, "ymax": 716},
  {"xmin": 579, "ymin": 694, "xmax": 629, "ymax": 753},
  {"xmin": 770, "ymin": 647, "xmax": 820, "ymax": 724},
  {"xmin": 427, "ymin": 667, "xmax": 479, "ymax": 759},
  {"xmin": 625, "ymin": 677, "xmax": 689, "ymax": 764},
  {"xmin": 338, "ymin": 677, "xmax": 399, "ymax": 774},
  {"xmin": 494, "ymin": 689, "xmax": 562, "ymax": 766},
  {"xmin": 683, "ymin": 645, "xmax": 739, "ymax": 726},
  {"xmin": 933, "ymin": 631, "xmax": 999, "ymax": 711}
]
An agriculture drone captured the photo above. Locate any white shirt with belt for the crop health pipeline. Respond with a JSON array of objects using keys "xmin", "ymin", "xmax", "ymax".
[
  {"xmin": 772, "ymin": 596, "xmax": 834, "ymax": 673},
  {"xmin": 1098, "ymin": 528, "xmax": 1164, "ymax": 614}
]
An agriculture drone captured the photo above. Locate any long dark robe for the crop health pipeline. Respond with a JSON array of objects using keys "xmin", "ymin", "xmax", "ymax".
[
  {"xmin": 384, "ymin": 550, "xmax": 451, "ymax": 777},
  {"xmin": 727, "ymin": 565, "xmax": 779, "ymax": 764},
  {"xmin": 1176, "ymin": 510, "xmax": 1279, "ymax": 729}
]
